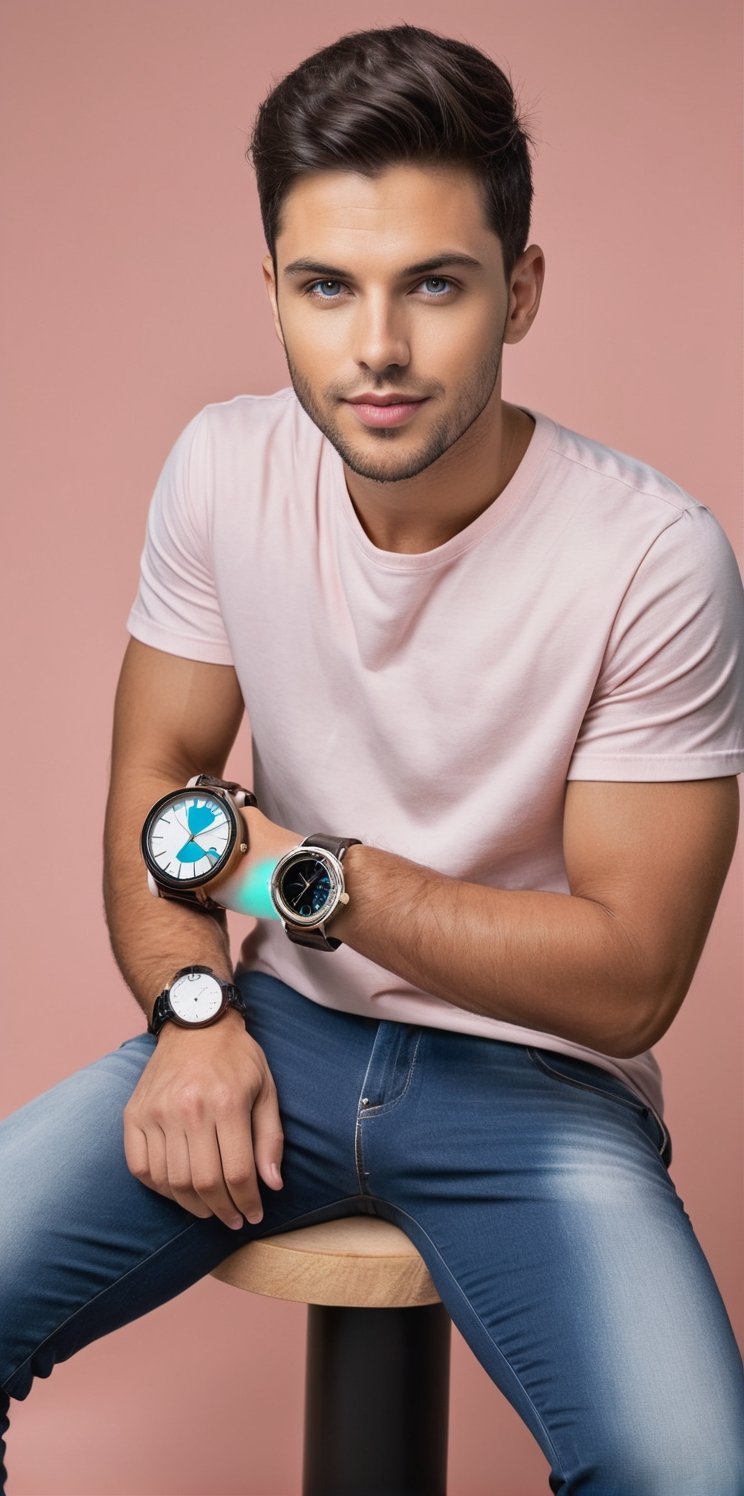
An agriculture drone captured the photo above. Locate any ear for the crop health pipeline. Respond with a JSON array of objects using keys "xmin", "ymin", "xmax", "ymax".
[
  {"xmin": 503, "ymin": 244, "xmax": 545, "ymax": 346},
  {"xmin": 262, "ymin": 254, "xmax": 285, "ymax": 348}
]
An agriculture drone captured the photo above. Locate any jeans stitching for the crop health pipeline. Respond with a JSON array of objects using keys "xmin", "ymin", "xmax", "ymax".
[
  {"xmin": 2, "ymin": 1196, "xmax": 364, "ymax": 1395},
  {"xmin": 2, "ymin": 1218, "xmax": 204, "ymax": 1393},
  {"xmin": 357, "ymin": 1030, "xmax": 423, "ymax": 1117},
  {"xmin": 526, "ymin": 1047, "xmax": 671, "ymax": 1163},
  {"xmin": 526, "ymin": 1046, "xmax": 648, "ymax": 1115},
  {"xmin": 367, "ymin": 1195, "xmax": 567, "ymax": 1487}
]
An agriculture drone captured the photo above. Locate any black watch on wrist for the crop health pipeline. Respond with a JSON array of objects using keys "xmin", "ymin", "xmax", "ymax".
[
  {"xmin": 270, "ymin": 834, "xmax": 361, "ymax": 951},
  {"xmin": 148, "ymin": 966, "xmax": 247, "ymax": 1037}
]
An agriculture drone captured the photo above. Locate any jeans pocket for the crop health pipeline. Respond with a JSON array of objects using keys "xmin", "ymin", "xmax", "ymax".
[
  {"xmin": 526, "ymin": 1046, "xmax": 648, "ymax": 1115},
  {"xmin": 526, "ymin": 1045, "xmax": 672, "ymax": 1166}
]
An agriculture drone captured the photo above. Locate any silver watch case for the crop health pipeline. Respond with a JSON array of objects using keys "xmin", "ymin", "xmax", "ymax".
[{"xmin": 270, "ymin": 844, "xmax": 350, "ymax": 932}]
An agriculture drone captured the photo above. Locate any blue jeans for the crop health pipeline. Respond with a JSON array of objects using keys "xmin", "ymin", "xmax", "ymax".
[{"xmin": 1, "ymin": 971, "xmax": 743, "ymax": 1495}]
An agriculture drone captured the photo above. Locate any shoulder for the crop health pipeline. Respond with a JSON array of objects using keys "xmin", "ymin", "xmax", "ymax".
[
  {"xmin": 544, "ymin": 413, "xmax": 697, "ymax": 520},
  {"xmin": 196, "ymin": 385, "xmax": 322, "ymax": 460},
  {"xmin": 532, "ymin": 408, "xmax": 740, "ymax": 582}
]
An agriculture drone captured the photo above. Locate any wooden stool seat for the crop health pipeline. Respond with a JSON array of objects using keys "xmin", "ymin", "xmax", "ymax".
[
  {"xmin": 211, "ymin": 1215, "xmax": 451, "ymax": 1495},
  {"xmin": 210, "ymin": 1214, "xmax": 442, "ymax": 1307}
]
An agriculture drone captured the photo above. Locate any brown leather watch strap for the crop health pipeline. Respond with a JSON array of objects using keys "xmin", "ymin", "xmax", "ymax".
[
  {"xmin": 285, "ymin": 925, "xmax": 343, "ymax": 951},
  {"xmin": 193, "ymin": 773, "xmax": 258, "ymax": 810},
  {"xmin": 302, "ymin": 834, "xmax": 362, "ymax": 858},
  {"xmin": 154, "ymin": 883, "xmax": 227, "ymax": 917}
]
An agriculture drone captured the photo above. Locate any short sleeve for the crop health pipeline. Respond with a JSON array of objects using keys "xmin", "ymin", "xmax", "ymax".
[
  {"xmin": 567, "ymin": 504, "xmax": 744, "ymax": 781},
  {"xmin": 126, "ymin": 407, "xmax": 234, "ymax": 664}
]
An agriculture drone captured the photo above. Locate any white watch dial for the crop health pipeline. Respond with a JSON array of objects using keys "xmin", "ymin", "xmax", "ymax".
[
  {"xmin": 148, "ymin": 793, "xmax": 232, "ymax": 883},
  {"xmin": 169, "ymin": 971, "xmax": 224, "ymax": 1023}
]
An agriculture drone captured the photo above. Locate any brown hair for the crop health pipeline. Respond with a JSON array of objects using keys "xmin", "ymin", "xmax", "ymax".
[{"xmin": 247, "ymin": 24, "xmax": 538, "ymax": 286}]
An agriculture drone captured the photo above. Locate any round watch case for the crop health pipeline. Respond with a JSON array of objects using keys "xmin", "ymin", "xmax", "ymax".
[
  {"xmin": 142, "ymin": 787, "xmax": 242, "ymax": 892},
  {"xmin": 149, "ymin": 966, "xmax": 246, "ymax": 1035},
  {"xmin": 270, "ymin": 844, "xmax": 348, "ymax": 929}
]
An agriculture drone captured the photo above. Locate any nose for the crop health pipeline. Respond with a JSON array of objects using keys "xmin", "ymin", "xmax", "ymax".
[{"xmin": 352, "ymin": 293, "xmax": 411, "ymax": 373}]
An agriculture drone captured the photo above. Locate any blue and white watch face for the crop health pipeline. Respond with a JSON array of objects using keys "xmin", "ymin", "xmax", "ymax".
[{"xmin": 146, "ymin": 792, "xmax": 233, "ymax": 885}]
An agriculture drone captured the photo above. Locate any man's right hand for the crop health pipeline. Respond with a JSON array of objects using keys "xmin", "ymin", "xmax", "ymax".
[{"xmin": 123, "ymin": 1007, "xmax": 285, "ymax": 1229}]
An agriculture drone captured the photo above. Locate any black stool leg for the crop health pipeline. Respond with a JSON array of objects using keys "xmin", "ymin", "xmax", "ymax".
[{"xmin": 302, "ymin": 1301, "xmax": 451, "ymax": 1496}]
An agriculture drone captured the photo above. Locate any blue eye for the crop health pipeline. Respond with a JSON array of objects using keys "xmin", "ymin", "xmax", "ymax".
[
  {"xmin": 307, "ymin": 280, "xmax": 342, "ymax": 299},
  {"xmin": 305, "ymin": 277, "xmax": 454, "ymax": 301}
]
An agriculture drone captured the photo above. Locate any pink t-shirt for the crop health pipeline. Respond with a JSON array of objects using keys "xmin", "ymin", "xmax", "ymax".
[{"xmin": 127, "ymin": 387, "xmax": 744, "ymax": 1135}]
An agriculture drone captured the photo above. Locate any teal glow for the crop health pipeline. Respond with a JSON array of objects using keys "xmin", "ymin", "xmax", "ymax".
[{"xmin": 228, "ymin": 858, "xmax": 282, "ymax": 920}]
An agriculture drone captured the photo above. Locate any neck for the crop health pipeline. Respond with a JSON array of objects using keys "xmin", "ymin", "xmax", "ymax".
[{"xmin": 342, "ymin": 399, "xmax": 535, "ymax": 555}]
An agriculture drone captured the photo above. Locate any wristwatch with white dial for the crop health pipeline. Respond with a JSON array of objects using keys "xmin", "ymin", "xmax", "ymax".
[
  {"xmin": 270, "ymin": 834, "xmax": 361, "ymax": 950},
  {"xmin": 141, "ymin": 773, "xmax": 257, "ymax": 913},
  {"xmin": 148, "ymin": 965, "xmax": 247, "ymax": 1037}
]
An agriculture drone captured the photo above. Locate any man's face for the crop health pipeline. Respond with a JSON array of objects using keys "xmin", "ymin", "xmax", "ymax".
[{"xmin": 262, "ymin": 163, "xmax": 528, "ymax": 486}]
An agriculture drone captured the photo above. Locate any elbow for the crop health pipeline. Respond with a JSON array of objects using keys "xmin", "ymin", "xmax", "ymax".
[
  {"xmin": 606, "ymin": 973, "xmax": 690, "ymax": 1059},
  {"xmin": 606, "ymin": 1029, "xmax": 660, "ymax": 1061}
]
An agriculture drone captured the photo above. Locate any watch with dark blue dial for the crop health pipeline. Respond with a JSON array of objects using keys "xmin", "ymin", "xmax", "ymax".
[{"xmin": 270, "ymin": 834, "xmax": 361, "ymax": 950}]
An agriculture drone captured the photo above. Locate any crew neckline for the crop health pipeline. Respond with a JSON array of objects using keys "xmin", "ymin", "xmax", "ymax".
[{"xmin": 331, "ymin": 405, "xmax": 557, "ymax": 571}]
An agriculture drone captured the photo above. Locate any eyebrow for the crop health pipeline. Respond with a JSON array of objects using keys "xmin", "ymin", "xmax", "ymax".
[{"xmin": 283, "ymin": 252, "xmax": 483, "ymax": 279}]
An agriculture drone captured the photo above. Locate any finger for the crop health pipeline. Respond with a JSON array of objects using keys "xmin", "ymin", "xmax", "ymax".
[
  {"xmin": 123, "ymin": 1116, "xmax": 150, "ymax": 1182},
  {"xmin": 187, "ymin": 1123, "xmax": 248, "ymax": 1229},
  {"xmin": 143, "ymin": 1124, "xmax": 176, "ymax": 1202},
  {"xmin": 124, "ymin": 1114, "xmax": 175, "ymax": 1201},
  {"xmin": 164, "ymin": 1129, "xmax": 212, "ymax": 1219},
  {"xmin": 215, "ymin": 1111, "xmax": 265, "ymax": 1224},
  {"xmin": 250, "ymin": 1083, "xmax": 285, "ymax": 1191}
]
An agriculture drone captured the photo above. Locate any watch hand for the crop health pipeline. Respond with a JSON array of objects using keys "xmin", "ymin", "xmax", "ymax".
[
  {"xmin": 169, "ymin": 803, "xmax": 217, "ymax": 840},
  {"xmin": 176, "ymin": 831, "xmax": 224, "ymax": 863}
]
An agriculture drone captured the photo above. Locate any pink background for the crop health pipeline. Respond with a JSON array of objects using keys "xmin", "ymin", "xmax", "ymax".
[{"xmin": 2, "ymin": 2, "xmax": 741, "ymax": 1492}]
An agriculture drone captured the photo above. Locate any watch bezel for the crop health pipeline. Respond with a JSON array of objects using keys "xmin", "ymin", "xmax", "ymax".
[
  {"xmin": 168, "ymin": 967, "xmax": 229, "ymax": 1027},
  {"xmin": 141, "ymin": 787, "xmax": 240, "ymax": 892},
  {"xmin": 270, "ymin": 845, "xmax": 345, "ymax": 929}
]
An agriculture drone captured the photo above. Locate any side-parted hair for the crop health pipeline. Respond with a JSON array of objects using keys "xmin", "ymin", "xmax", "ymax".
[{"xmin": 247, "ymin": 24, "xmax": 537, "ymax": 287}]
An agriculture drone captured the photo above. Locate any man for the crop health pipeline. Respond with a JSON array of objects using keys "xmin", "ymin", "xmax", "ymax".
[{"xmin": 2, "ymin": 23, "xmax": 743, "ymax": 1495}]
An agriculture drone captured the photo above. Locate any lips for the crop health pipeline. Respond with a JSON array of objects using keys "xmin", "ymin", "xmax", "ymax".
[
  {"xmin": 348, "ymin": 396, "xmax": 424, "ymax": 406},
  {"xmin": 347, "ymin": 399, "xmax": 428, "ymax": 429},
  {"xmin": 347, "ymin": 394, "xmax": 422, "ymax": 406}
]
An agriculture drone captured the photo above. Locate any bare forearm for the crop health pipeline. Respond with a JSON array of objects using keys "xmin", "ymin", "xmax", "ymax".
[
  {"xmin": 331, "ymin": 845, "xmax": 650, "ymax": 1057},
  {"xmin": 103, "ymin": 768, "xmax": 234, "ymax": 1024}
]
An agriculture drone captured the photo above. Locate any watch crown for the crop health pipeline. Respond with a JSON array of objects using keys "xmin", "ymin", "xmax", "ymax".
[
  {"xmin": 339, "ymin": 891, "xmax": 350, "ymax": 905},
  {"xmin": 240, "ymin": 842, "xmax": 248, "ymax": 854}
]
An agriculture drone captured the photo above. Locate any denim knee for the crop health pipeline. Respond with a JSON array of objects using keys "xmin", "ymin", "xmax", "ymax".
[{"xmin": 571, "ymin": 1427, "xmax": 744, "ymax": 1496}]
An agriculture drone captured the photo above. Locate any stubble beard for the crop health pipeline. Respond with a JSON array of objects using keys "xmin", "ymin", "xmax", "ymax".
[{"xmin": 280, "ymin": 332, "xmax": 506, "ymax": 487}]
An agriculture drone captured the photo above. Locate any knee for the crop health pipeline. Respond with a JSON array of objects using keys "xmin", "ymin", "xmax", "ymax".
[
  {"xmin": 584, "ymin": 1428, "xmax": 744, "ymax": 1496},
  {"xmin": 0, "ymin": 1217, "xmax": 46, "ymax": 1394}
]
